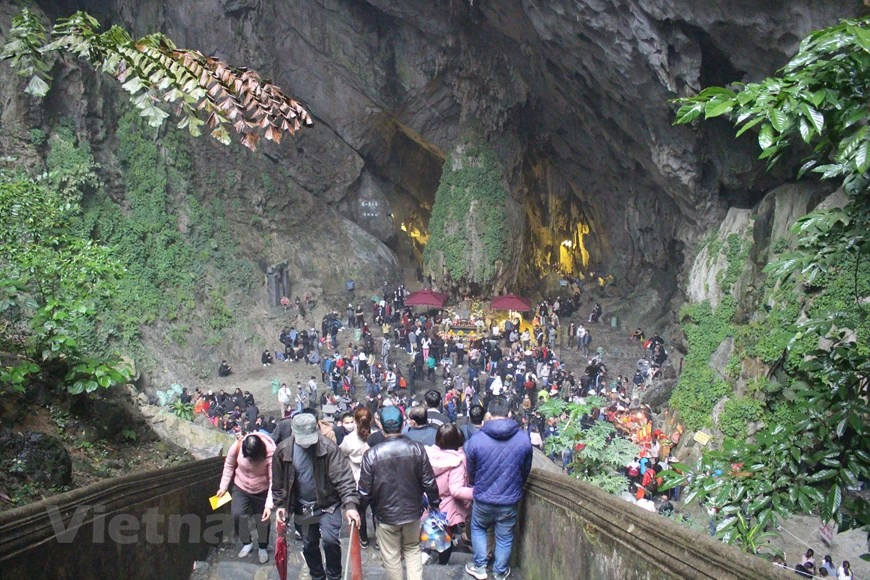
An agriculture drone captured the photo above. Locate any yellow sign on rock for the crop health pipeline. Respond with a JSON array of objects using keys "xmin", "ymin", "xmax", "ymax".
[{"xmin": 693, "ymin": 431, "xmax": 711, "ymax": 446}]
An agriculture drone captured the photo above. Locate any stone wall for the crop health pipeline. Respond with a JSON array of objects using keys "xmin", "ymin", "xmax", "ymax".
[
  {"xmin": 0, "ymin": 457, "xmax": 223, "ymax": 580},
  {"xmin": 139, "ymin": 404, "xmax": 237, "ymax": 460},
  {"xmin": 515, "ymin": 469, "xmax": 792, "ymax": 580},
  {"xmin": 0, "ymin": 458, "xmax": 798, "ymax": 578}
]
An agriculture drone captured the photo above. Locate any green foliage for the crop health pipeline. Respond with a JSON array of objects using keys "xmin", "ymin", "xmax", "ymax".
[
  {"xmin": 771, "ymin": 238, "xmax": 789, "ymax": 255},
  {"xmin": 724, "ymin": 354, "xmax": 742, "ymax": 379},
  {"xmin": 719, "ymin": 511, "xmax": 782, "ymax": 557},
  {"xmin": 45, "ymin": 124, "xmax": 101, "ymax": 204},
  {"xmin": 425, "ymin": 138, "xmax": 508, "ymax": 286},
  {"xmin": 65, "ymin": 358, "xmax": 129, "ymax": 395},
  {"xmin": 718, "ymin": 397, "xmax": 764, "ymax": 441},
  {"xmin": 673, "ymin": 18, "xmax": 870, "ymax": 176},
  {"xmin": 672, "ymin": 17, "xmax": 870, "ymax": 534},
  {"xmin": 0, "ymin": 8, "xmax": 51, "ymax": 96},
  {"xmin": 80, "ymin": 111, "xmax": 255, "ymax": 349},
  {"xmin": 670, "ymin": 298, "xmax": 735, "ymax": 431},
  {"xmin": 169, "ymin": 400, "xmax": 194, "ymax": 421},
  {"xmin": 703, "ymin": 230, "xmax": 724, "ymax": 261},
  {"xmin": 737, "ymin": 299, "xmax": 799, "ymax": 367},
  {"xmin": 29, "ymin": 128, "xmax": 46, "ymax": 146},
  {"xmin": 50, "ymin": 407, "xmax": 70, "ymax": 433},
  {"xmin": 0, "ymin": 168, "xmax": 129, "ymax": 395},
  {"xmin": 0, "ymin": 361, "xmax": 40, "ymax": 394},
  {"xmin": 538, "ymin": 397, "xmax": 639, "ymax": 494},
  {"xmin": 717, "ymin": 234, "xmax": 750, "ymax": 291}
]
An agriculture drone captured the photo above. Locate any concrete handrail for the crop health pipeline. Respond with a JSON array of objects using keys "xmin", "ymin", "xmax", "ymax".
[
  {"xmin": 0, "ymin": 456, "xmax": 224, "ymax": 580},
  {"xmin": 517, "ymin": 468, "xmax": 792, "ymax": 579}
]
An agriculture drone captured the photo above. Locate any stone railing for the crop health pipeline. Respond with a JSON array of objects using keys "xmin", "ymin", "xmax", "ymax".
[
  {"xmin": 0, "ymin": 456, "xmax": 795, "ymax": 579},
  {"xmin": 515, "ymin": 469, "xmax": 792, "ymax": 579},
  {"xmin": 0, "ymin": 456, "xmax": 223, "ymax": 580}
]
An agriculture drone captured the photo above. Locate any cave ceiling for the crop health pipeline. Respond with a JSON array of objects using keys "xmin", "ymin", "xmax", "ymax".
[{"xmin": 34, "ymin": 0, "xmax": 864, "ymax": 304}]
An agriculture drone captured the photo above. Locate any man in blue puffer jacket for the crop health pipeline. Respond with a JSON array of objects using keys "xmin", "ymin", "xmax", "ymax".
[{"xmin": 464, "ymin": 396, "xmax": 533, "ymax": 580}]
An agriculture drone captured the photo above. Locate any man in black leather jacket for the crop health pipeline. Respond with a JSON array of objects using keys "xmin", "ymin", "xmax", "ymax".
[{"xmin": 359, "ymin": 406, "xmax": 439, "ymax": 580}]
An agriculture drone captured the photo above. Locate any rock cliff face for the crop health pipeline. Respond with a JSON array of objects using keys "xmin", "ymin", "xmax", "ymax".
[{"xmin": 16, "ymin": 0, "xmax": 866, "ymax": 323}]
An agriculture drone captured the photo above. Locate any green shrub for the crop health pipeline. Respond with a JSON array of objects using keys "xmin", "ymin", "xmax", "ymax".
[
  {"xmin": 29, "ymin": 127, "xmax": 46, "ymax": 146},
  {"xmin": 718, "ymin": 396, "xmax": 764, "ymax": 440},
  {"xmin": 670, "ymin": 298, "xmax": 736, "ymax": 430}
]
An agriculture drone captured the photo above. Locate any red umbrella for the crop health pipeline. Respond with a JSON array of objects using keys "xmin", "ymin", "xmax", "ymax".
[
  {"xmin": 490, "ymin": 294, "xmax": 532, "ymax": 312},
  {"xmin": 404, "ymin": 289, "xmax": 448, "ymax": 308},
  {"xmin": 275, "ymin": 519, "xmax": 287, "ymax": 580},
  {"xmin": 345, "ymin": 520, "xmax": 363, "ymax": 580}
]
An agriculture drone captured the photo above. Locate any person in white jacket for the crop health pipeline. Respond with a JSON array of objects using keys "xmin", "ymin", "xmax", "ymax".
[
  {"xmin": 277, "ymin": 383, "xmax": 292, "ymax": 413},
  {"xmin": 339, "ymin": 406, "xmax": 375, "ymax": 547}
]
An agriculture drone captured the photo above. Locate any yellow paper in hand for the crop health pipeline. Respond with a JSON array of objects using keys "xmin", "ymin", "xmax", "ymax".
[{"xmin": 209, "ymin": 493, "xmax": 232, "ymax": 511}]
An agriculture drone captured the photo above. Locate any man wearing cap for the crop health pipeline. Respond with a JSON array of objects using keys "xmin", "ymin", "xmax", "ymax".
[
  {"xmin": 358, "ymin": 406, "xmax": 440, "ymax": 580},
  {"xmin": 268, "ymin": 413, "xmax": 360, "ymax": 580}
]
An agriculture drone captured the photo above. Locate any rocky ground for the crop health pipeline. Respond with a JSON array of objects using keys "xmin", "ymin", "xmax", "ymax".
[{"xmin": 0, "ymin": 399, "xmax": 190, "ymax": 512}]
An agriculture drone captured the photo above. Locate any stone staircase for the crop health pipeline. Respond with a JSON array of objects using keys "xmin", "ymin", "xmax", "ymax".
[
  {"xmin": 555, "ymin": 315, "xmax": 650, "ymax": 389},
  {"xmin": 191, "ymin": 517, "xmax": 524, "ymax": 580}
]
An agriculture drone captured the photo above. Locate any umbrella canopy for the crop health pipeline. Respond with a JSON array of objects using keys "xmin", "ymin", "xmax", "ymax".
[
  {"xmin": 275, "ymin": 519, "xmax": 288, "ymax": 580},
  {"xmin": 404, "ymin": 289, "xmax": 448, "ymax": 308},
  {"xmin": 490, "ymin": 294, "xmax": 532, "ymax": 312}
]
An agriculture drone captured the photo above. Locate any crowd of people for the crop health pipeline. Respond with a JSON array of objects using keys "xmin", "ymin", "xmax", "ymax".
[
  {"xmin": 197, "ymin": 290, "xmax": 857, "ymax": 580},
  {"xmin": 217, "ymin": 388, "xmax": 531, "ymax": 579}
]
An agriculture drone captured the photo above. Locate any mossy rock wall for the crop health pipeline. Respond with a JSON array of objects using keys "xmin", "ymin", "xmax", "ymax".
[
  {"xmin": 671, "ymin": 184, "xmax": 862, "ymax": 445},
  {"xmin": 424, "ymin": 140, "xmax": 520, "ymax": 295}
]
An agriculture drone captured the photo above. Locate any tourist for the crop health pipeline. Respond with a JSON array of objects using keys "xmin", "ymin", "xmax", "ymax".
[
  {"xmin": 295, "ymin": 383, "xmax": 306, "ymax": 414},
  {"xmin": 216, "ymin": 432, "xmax": 276, "ymax": 564},
  {"xmin": 464, "ymin": 397, "xmax": 533, "ymax": 580},
  {"xmin": 277, "ymin": 382, "xmax": 292, "ymax": 412},
  {"xmin": 218, "ymin": 359, "xmax": 232, "ymax": 377},
  {"xmin": 403, "ymin": 406, "xmax": 437, "ymax": 446},
  {"xmin": 589, "ymin": 302, "xmax": 602, "ymax": 323},
  {"xmin": 424, "ymin": 389, "xmax": 450, "ymax": 426},
  {"xmin": 333, "ymin": 412, "xmax": 354, "ymax": 446},
  {"xmin": 425, "ymin": 423, "xmax": 473, "ymax": 565},
  {"xmin": 339, "ymin": 406, "xmax": 374, "ymax": 547},
  {"xmin": 837, "ymin": 561, "xmax": 854, "ymax": 579},
  {"xmin": 268, "ymin": 413, "xmax": 360, "ymax": 580},
  {"xmin": 262, "ymin": 349, "xmax": 273, "ymax": 366},
  {"xmin": 358, "ymin": 406, "xmax": 440, "ymax": 580}
]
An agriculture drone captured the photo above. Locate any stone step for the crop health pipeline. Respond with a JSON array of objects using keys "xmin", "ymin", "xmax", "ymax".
[
  {"xmin": 195, "ymin": 547, "xmax": 522, "ymax": 580},
  {"xmin": 191, "ymin": 519, "xmax": 523, "ymax": 580}
]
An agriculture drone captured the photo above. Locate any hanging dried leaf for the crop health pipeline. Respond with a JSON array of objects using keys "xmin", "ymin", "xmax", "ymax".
[
  {"xmin": 241, "ymin": 132, "xmax": 260, "ymax": 150},
  {"xmin": 1, "ymin": 9, "xmax": 313, "ymax": 150}
]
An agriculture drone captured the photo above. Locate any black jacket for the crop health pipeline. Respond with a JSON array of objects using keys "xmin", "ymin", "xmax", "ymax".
[
  {"xmin": 358, "ymin": 435, "xmax": 439, "ymax": 526},
  {"xmin": 271, "ymin": 434, "xmax": 358, "ymax": 516}
]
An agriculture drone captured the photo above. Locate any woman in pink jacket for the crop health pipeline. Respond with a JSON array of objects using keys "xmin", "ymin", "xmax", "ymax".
[
  {"xmin": 425, "ymin": 423, "xmax": 474, "ymax": 565},
  {"xmin": 217, "ymin": 432, "xmax": 276, "ymax": 564}
]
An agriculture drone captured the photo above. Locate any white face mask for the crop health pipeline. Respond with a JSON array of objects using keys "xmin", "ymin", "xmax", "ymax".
[{"xmin": 343, "ymin": 422, "xmax": 356, "ymax": 432}]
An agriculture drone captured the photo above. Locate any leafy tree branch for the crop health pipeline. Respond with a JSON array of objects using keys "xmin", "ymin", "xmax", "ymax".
[
  {"xmin": 1, "ymin": 8, "xmax": 313, "ymax": 150},
  {"xmin": 669, "ymin": 17, "xmax": 869, "ymax": 537}
]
